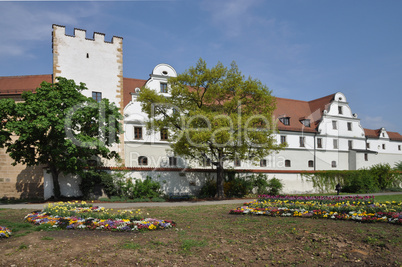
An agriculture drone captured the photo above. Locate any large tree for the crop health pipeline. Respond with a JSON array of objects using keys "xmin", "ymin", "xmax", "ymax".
[
  {"xmin": 138, "ymin": 59, "xmax": 283, "ymax": 198},
  {"xmin": 0, "ymin": 77, "xmax": 122, "ymax": 198}
]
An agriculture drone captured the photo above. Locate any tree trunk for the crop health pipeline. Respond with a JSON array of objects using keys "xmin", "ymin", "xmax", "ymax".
[
  {"xmin": 49, "ymin": 165, "xmax": 61, "ymax": 199},
  {"xmin": 216, "ymin": 152, "xmax": 225, "ymax": 198}
]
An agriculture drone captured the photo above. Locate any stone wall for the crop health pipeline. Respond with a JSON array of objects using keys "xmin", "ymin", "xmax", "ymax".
[{"xmin": 0, "ymin": 147, "xmax": 44, "ymax": 199}]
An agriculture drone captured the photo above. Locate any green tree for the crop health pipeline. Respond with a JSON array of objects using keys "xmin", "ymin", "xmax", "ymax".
[
  {"xmin": 137, "ymin": 59, "xmax": 283, "ymax": 198},
  {"xmin": 0, "ymin": 77, "xmax": 122, "ymax": 199}
]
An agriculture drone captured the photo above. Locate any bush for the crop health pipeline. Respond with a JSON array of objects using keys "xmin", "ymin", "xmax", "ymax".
[
  {"xmin": 303, "ymin": 164, "xmax": 400, "ymax": 193},
  {"xmin": 115, "ymin": 176, "xmax": 162, "ymax": 199},
  {"xmin": 80, "ymin": 170, "xmax": 117, "ymax": 199},
  {"xmin": 266, "ymin": 177, "xmax": 283, "ymax": 195},
  {"xmin": 224, "ymin": 177, "xmax": 253, "ymax": 197},
  {"xmin": 198, "ymin": 173, "xmax": 271, "ymax": 198},
  {"xmin": 198, "ymin": 178, "xmax": 217, "ymax": 198}
]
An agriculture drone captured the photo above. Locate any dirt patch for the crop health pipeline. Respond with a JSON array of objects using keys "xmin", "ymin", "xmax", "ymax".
[{"xmin": 0, "ymin": 205, "xmax": 401, "ymax": 266}]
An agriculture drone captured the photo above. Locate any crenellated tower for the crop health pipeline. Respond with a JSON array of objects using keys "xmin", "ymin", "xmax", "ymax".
[{"xmin": 52, "ymin": 24, "xmax": 125, "ymax": 164}]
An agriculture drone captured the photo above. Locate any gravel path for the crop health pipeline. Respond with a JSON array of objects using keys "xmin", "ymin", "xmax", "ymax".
[{"xmin": 1, "ymin": 192, "xmax": 400, "ymax": 210}]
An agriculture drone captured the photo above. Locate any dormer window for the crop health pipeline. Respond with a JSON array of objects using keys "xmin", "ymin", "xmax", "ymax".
[
  {"xmin": 160, "ymin": 82, "xmax": 168, "ymax": 93},
  {"xmin": 300, "ymin": 119, "xmax": 310, "ymax": 127},
  {"xmin": 279, "ymin": 117, "xmax": 290, "ymax": 125},
  {"xmin": 338, "ymin": 106, "xmax": 343, "ymax": 115}
]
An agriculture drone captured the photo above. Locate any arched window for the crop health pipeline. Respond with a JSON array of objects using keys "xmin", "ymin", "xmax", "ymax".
[
  {"xmin": 138, "ymin": 156, "xmax": 148, "ymax": 166},
  {"xmin": 308, "ymin": 160, "xmax": 314, "ymax": 168}
]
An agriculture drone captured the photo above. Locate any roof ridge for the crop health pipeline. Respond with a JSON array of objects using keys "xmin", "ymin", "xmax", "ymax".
[
  {"xmin": 307, "ymin": 93, "xmax": 335, "ymax": 104},
  {"xmin": 0, "ymin": 74, "xmax": 52, "ymax": 79},
  {"xmin": 123, "ymin": 77, "xmax": 147, "ymax": 82},
  {"xmin": 275, "ymin": 96, "xmax": 309, "ymax": 103}
]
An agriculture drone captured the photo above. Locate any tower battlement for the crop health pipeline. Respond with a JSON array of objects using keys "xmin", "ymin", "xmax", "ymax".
[{"xmin": 52, "ymin": 24, "xmax": 123, "ymax": 44}]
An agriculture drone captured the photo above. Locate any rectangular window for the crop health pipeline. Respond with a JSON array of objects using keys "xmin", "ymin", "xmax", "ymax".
[
  {"xmin": 338, "ymin": 106, "xmax": 343, "ymax": 115},
  {"xmin": 399, "ymin": 145, "xmax": 401, "ymax": 151},
  {"xmin": 92, "ymin": 92, "xmax": 102, "ymax": 103},
  {"xmin": 333, "ymin": 139, "xmax": 338, "ymax": 149},
  {"xmin": 169, "ymin": 156, "xmax": 177, "ymax": 166},
  {"xmin": 332, "ymin": 120, "xmax": 337, "ymax": 130},
  {"xmin": 332, "ymin": 161, "xmax": 337, "ymax": 168},
  {"xmin": 347, "ymin": 122, "xmax": 352, "ymax": 131},
  {"xmin": 348, "ymin": 140, "xmax": 353, "ymax": 150},
  {"xmin": 364, "ymin": 153, "xmax": 368, "ymax": 161},
  {"xmin": 285, "ymin": 160, "xmax": 291, "ymax": 167},
  {"xmin": 317, "ymin": 138, "xmax": 322, "ymax": 148},
  {"xmin": 299, "ymin": 137, "xmax": 305, "ymax": 147},
  {"xmin": 134, "ymin": 126, "xmax": 142, "ymax": 140},
  {"xmin": 301, "ymin": 119, "xmax": 310, "ymax": 127},
  {"xmin": 160, "ymin": 82, "xmax": 168, "ymax": 93},
  {"xmin": 160, "ymin": 129, "xmax": 168, "ymax": 141},
  {"xmin": 280, "ymin": 136, "xmax": 287, "ymax": 145},
  {"xmin": 279, "ymin": 117, "xmax": 290, "ymax": 125},
  {"xmin": 366, "ymin": 142, "xmax": 370, "ymax": 149},
  {"xmin": 308, "ymin": 160, "xmax": 314, "ymax": 168},
  {"xmin": 260, "ymin": 159, "xmax": 267, "ymax": 167},
  {"xmin": 203, "ymin": 158, "xmax": 211, "ymax": 167},
  {"xmin": 234, "ymin": 159, "xmax": 241, "ymax": 167},
  {"xmin": 382, "ymin": 144, "xmax": 386, "ymax": 150}
]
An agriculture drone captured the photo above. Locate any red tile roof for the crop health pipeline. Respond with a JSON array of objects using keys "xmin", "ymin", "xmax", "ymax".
[
  {"xmin": 364, "ymin": 128, "xmax": 381, "ymax": 139},
  {"xmin": 364, "ymin": 128, "xmax": 402, "ymax": 141},
  {"xmin": 0, "ymin": 75, "xmax": 52, "ymax": 95},
  {"xmin": 123, "ymin": 77, "xmax": 147, "ymax": 107},
  {"xmin": 274, "ymin": 94, "xmax": 335, "ymax": 133},
  {"xmin": 386, "ymin": 131, "xmax": 402, "ymax": 141},
  {"xmin": 1, "ymin": 75, "xmax": 401, "ymax": 138}
]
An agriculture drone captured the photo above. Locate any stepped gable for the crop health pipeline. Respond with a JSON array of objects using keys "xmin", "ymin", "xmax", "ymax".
[
  {"xmin": 274, "ymin": 94, "xmax": 334, "ymax": 133},
  {"xmin": 123, "ymin": 77, "xmax": 147, "ymax": 107},
  {"xmin": 0, "ymin": 74, "xmax": 52, "ymax": 95}
]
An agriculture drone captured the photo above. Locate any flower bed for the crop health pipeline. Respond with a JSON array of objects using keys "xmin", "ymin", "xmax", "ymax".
[
  {"xmin": 230, "ymin": 197, "xmax": 402, "ymax": 225},
  {"xmin": 0, "ymin": 226, "xmax": 12, "ymax": 238},
  {"xmin": 25, "ymin": 202, "xmax": 176, "ymax": 231}
]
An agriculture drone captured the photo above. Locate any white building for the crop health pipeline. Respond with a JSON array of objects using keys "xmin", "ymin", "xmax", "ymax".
[{"xmin": 0, "ymin": 25, "xmax": 401, "ymax": 198}]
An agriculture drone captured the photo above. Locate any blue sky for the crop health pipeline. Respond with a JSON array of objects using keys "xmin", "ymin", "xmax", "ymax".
[{"xmin": 1, "ymin": 0, "xmax": 401, "ymax": 133}]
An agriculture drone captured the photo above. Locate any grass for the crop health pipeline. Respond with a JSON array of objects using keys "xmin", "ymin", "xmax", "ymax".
[
  {"xmin": 122, "ymin": 242, "xmax": 142, "ymax": 250},
  {"xmin": 373, "ymin": 194, "xmax": 402, "ymax": 202},
  {"xmin": 0, "ymin": 194, "xmax": 401, "ymax": 266},
  {"xmin": 40, "ymin": 236, "xmax": 54, "ymax": 241}
]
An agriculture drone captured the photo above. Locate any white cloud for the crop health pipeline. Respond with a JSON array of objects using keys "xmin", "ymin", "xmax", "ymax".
[
  {"xmin": 200, "ymin": 0, "xmax": 266, "ymax": 37},
  {"xmin": 360, "ymin": 115, "xmax": 395, "ymax": 130},
  {"xmin": 0, "ymin": 2, "xmax": 103, "ymax": 58}
]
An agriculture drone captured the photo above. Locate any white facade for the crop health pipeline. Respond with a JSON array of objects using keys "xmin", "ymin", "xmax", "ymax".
[
  {"xmin": 52, "ymin": 24, "xmax": 125, "ymax": 164},
  {"xmin": 49, "ymin": 25, "xmax": 402, "ymax": 172},
  {"xmin": 122, "ymin": 73, "xmax": 402, "ymax": 171}
]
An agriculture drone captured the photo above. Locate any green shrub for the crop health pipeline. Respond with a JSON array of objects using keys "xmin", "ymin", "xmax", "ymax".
[
  {"xmin": 198, "ymin": 178, "xmax": 217, "ymax": 198},
  {"xmin": 131, "ymin": 177, "xmax": 162, "ymax": 199},
  {"xmin": 266, "ymin": 177, "xmax": 283, "ymax": 195},
  {"xmin": 303, "ymin": 164, "xmax": 400, "ymax": 193},
  {"xmin": 224, "ymin": 177, "xmax": 253, "ymax": 197},
  {"xmin": 251, "ymin": 174, "xmax": 270, "ymax": 195},
  {"xmin": 80, "ymin": 170, "xmax": 117, "ymax": 199},
  {"xmin": 115, "ymin": 176, "xmax": 162, "ymax": 199},
  {"xmin": 198, "ymin": 173, "xmax": 270, "ymax": 198}
]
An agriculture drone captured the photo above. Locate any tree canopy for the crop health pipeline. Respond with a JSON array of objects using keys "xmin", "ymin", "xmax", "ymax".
[
  {"xmin": 137, "ymin": 58, "xmax": 283, "ymax": 197},
  {"xmin": 0, "ymin": 77, "xmax": 122, "ymax": 198}
]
